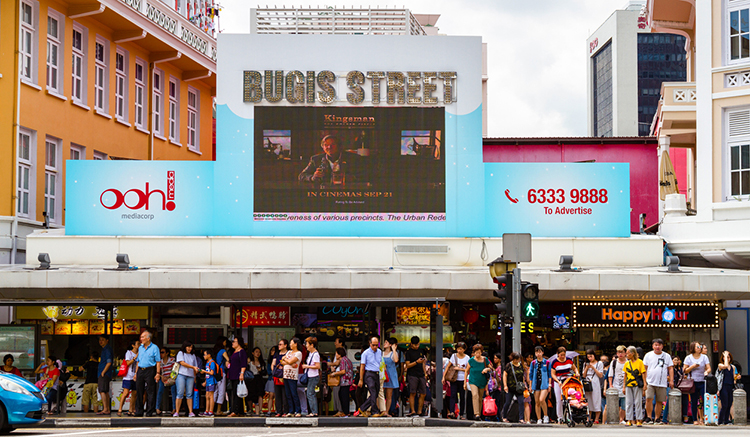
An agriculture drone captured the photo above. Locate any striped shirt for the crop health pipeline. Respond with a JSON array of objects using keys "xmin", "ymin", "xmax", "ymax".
[{"xmin": 552, "ymin": 358, "xmax": 575, "ymax": 380}]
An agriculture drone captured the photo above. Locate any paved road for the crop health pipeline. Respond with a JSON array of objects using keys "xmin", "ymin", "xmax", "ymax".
[{"xmin": 11, "ymin": 426, "xmax": 750, "ymax": 436}]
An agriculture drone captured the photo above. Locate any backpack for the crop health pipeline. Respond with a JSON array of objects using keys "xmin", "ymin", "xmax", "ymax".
[
  {"xmin": 211, "ymin": 360, "xmax": 223, "ymax": 382},
  {"xmin": 705, "ymin": 374, "xmax": 718, "ymax": 395}
]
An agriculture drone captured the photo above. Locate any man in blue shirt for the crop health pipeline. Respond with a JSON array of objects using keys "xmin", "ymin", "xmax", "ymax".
[
  {"xmin": 134, "ymin": 330, "xmax": 161, "ymax": 417},
  {"xmin": 355, "ymin": 336, "xmax": 384, "ymax": 417},
  {"xmin": 98, "ymin": 335, "xmax": 113, "ymax": 414}
]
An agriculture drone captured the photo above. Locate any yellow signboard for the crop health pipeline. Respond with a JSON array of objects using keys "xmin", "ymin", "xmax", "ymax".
[{"xmin": 17, "ymin": 306, "xmax": 148, "ymax": 320}]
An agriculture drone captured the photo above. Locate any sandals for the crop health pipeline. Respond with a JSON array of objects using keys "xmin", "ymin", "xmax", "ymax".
[{"xmin": 117, "ymin": 412, "xmax": 122, "ymax": 417}]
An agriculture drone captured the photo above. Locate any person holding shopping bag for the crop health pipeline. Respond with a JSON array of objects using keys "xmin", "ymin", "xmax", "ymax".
[{"xmin": 227, "ymin": 337, "xmax": 248, "ymax": 417}]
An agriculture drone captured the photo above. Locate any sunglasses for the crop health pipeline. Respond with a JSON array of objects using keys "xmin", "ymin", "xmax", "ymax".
[{"xmin": 160, "ymin": 351, "xmax": 166, "ymax": 354}]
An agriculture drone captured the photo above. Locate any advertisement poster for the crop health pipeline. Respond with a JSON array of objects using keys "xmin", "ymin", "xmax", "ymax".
[
  {"xmin": 396, "ymin": 307, "xmax": 431, "ymax": 325},
  {"xmin": 572, "ymin": 302, "xmax": 719, "ymax": 328},
  {"xmin": 254, "ymin": 107, "xmax": 445, "ymax": 222}
]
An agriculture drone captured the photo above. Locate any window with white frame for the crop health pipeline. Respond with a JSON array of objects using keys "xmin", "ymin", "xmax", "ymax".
[
  {"xmin": 17, "ymin": 129, "xmax": 34, "ymax": 218},
  {"xmin": 44, "ymin": 137, "xmax": 61, "ymax": 222},
  {"xmin": 726, "ymin": 107, "xmax": 750, "ymax": 199},
  {"xmin": 20, "ymin": 1, "xmax": 37, "ymax": 82},
  {"xmin": 94, "ymin": 38, "xmax": 109, "ymax": 112},
  {"xmin": 70, "ymin": 144, "xmax": 85, "ymax": 160},
  {"xmin": 115, "ymin": 49, "xmax": 129, "ymax": 122},
  {"xmin": 153, "ymin": 70, "xmax": 163, "ymax": 136},
  {"xmin": 71, "ymin": 25, "xmax": 87, "ymax": 104},
  {"xmin": 134, "ymin": 60, "xmax": 147, "ymax": 130},
  {"xmin": 168, "ymin": 78, "xmax": 179, "ymax": 142},
  {"xmin": 46, "ymin": 11, "xmax": 64, "ymax": 94},
  {"xmin": 93, "ymin": 151, "xmax": 108, "ymax": 160},
  {"xmin": 729, "ymin": 1, "xmax": 750, "ymax": 63},
  {"xmin": 187, "ymin": 87, "xmax": 199, "ymax": 151}
]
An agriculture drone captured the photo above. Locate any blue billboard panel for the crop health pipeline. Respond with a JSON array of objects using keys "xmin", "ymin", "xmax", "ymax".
[
  {"xmin": 484, "ymin": 163, "xmax": 631, "ymax": 238},
  {"xmin": 65, "ymin": 161, "xmax": 214, "ymax": 236}
]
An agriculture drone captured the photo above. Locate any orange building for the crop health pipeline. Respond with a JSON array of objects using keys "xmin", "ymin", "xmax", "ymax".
[{"xmin": 0, "ymin": 0, "xmax": 217, "ymax": 263}]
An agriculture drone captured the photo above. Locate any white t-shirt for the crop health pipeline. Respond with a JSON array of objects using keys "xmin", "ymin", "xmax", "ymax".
[
  {"xmin": 683, "ymin": 353, "xmax": 710, "ymax": 382},
  {"xmin": 450, "ymin": 354, "xmax": 470, "ymax": 381},
  {"xmin": 125, "ymin": 350, "xmax": 137, "ymax": 381},
  {"xmin": 176, "ymin": 351, "xmax": 197, "ymax": 378},
  {"xmin": 643, "ymin": 351, "xmax": 673, "ymax": 387},
  {"xmin": 283, "ymin": 351, "xmax": 302, "ymax": 380},
  {"xmin": 611, "ymin": 358, "xmax": 628, "ymax": 396},
  {"xmin": 306, "ymin": 351, "xmax": 320, "ymax": 378}
]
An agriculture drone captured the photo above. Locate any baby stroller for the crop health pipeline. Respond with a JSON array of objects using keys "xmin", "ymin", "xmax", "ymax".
[{"xmin": 561, "ymin": 377, "xmax": 593, "ymax": 427}]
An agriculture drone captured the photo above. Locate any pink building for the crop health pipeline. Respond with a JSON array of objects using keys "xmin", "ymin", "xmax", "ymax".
[{"xmin": 483, "ymin": 137, "xmax": 659, "ymax": 234}]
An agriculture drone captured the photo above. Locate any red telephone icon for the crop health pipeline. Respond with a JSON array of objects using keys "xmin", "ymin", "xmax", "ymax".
[{"xmin": 505, "ymin": 189, "xmax": 519, "ymax": 204}]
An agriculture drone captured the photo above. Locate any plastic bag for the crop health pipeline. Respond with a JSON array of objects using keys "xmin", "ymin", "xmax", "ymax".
[{"xmin": 236, "ymin": 380, "xmax": 248, "ymax": 398}]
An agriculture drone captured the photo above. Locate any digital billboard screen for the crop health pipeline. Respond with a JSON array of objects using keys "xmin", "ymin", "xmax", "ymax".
[{"xmin": 253, "ymin": 106, "xmax": 446, "ymax": 222}]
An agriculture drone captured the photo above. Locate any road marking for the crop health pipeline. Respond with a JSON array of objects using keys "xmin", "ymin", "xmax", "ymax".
[
  {"xmin": 33, "ymin": 429, "xmax": 140, "ymax": 437},
  {"xmin": 245, "ymin": 428, "xmax": 357, "ymax": 437}
]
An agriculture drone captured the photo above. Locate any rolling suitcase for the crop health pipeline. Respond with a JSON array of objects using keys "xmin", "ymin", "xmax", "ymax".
[{"xmin": 703, "ymin": 393, "xmax": 718, "ymax": 426}]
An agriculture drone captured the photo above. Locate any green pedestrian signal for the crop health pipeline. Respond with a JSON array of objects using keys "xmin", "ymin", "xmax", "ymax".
[{"xmin": 520, "ymin": 281, "xmax": 540, "ymax": 321}]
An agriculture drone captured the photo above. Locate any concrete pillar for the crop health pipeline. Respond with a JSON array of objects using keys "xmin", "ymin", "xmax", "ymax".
[
  {"xmin": 734, "ymin": 388, "xmax": 747, "ymax": 425},
  {"xmin": 668, "ymin": 388, "xmax": 682, "ymax": 425},
  {"xmin": 606, "ymin": 388, "xmax": 620, "ymax": 424}
]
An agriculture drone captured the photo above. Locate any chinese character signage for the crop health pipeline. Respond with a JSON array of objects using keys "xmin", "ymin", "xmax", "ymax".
[
  {"xmin": 573, "ymin": 302, "xmax": 719, "ymax": 328},
  {"xmin": 237, "ymin": 307, "xmax": 290, "ymax": 327},
  {"xmin": 20, "ymin": 306, "xmax": 148, "ymax": 320}
]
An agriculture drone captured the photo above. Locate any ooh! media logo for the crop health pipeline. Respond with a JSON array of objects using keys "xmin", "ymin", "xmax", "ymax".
[{"xmin": 100, "ymin": 171, "xmax": 176, "ymax": 211}]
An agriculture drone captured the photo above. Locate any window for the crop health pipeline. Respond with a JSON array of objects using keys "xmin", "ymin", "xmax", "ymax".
[
  {"xmin": 44, "ymin": 137, "xmax": 61, "ymax": 222},
  {"xmin": 729, "ymin": 2, "xmax": 750, "ymax": 62},
  {"xmin": 168, "ymin": 78, "xmax": 179, "ymax": 142},
  {"xmin": 187, "ymin": 88, "xmax": 199, "ymax": 151},
  {"xmin": 93, "ymin": 151, "xmax": 108, "ymax": 160},
  {"xmin": 726, "ymin": 107, "xmax": 750, "ymax": 199},
  {"xmin": 17, "ymin": 129, "xmax": 35, "ymax": 218},
  {"xmin": 153, "ymin": 70, "xmax": 163, "ymax": 136},
  {"xmin": 46, "ymin": 10, "xmax": 64, "ymax": 94},
  {"xmin": 20, "ymin": 1, "xmax": 37, "ymax": 82},
  {"xmin": 94, "ymin": 37, "xmax": 109, "ymax": 113},
  {"xmin": 115, "ymin": 49, "xmax": 129, "ymax": 122},
  {"xmin": 134, "ymin": 60, "xmax": 147, "ymax": 129},
  {"xmin": 70, "ymin": 144, "xmax": 85, "ymax": 160},
  {"xmin": 400, "ymin": 130, "xmax": 442, "ymax": 159},
  {"xmin": 592, "ymin": 42, "xmax": 613, "ymax": 137},
  {"xmin": 71, "ymin": 25, "xmax": 87, "ymax": 104}
]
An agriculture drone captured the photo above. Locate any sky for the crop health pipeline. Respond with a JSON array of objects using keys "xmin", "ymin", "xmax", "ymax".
[{"xmin": 214, "ymin": 0, "xmax": 634, "ymax": 138}]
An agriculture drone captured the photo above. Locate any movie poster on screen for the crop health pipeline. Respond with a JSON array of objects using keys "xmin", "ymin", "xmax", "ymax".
[{"xmin": 253, "ymin": 107, "xmax": 446, "ymax": 223}]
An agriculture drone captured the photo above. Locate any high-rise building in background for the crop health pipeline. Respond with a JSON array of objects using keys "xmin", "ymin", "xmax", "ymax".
[{"xmin": 587, "ymin": 1, "xmax": 687, "ymax": 137}]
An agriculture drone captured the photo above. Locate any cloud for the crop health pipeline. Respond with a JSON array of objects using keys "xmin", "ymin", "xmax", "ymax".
[{"xmin": 216, "ymin": 0, "xmax": 629, "ymax": 136}]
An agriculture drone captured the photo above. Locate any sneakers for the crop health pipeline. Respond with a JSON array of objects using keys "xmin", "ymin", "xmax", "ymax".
[
  {"xmin": 620, "ymin": 420, "xmax": 627, "ymax": 425},
  {"xmin": 537, "ymin": 419, "xmax": 542, "ymax": 424},
  {"xmin": 172, "ymin": 412, "xmax": 179, "ymax": 417},
  {"xmin": 353, "ymin": 410, "xmax": 362, "ymax": 417},
  {"xmin": 543, "ymin": 416, "xmax": 549, "ymax": 424},
  {"xmin": 188, "ymin": 412, "xmax": 195, "ymax": 417}
]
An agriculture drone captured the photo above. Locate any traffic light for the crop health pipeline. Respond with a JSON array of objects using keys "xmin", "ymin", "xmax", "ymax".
[
  {"xmin": 493, "ymin": 272, "xmax": 513, "ymax": 316},
  {"xmin": 520, "ymin": 281, "xmax": 540, "ymax": 320}
]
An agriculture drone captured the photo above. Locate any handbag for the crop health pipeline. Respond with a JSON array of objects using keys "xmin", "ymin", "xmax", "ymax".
[
  {"xmin": 510, "ymin": 363, "xmax": 525, "ymax": 395},
  {"xmin": 244, "ymin": 369, "xmax": 255, "ymax": 381},
  {"xmin": 583, "ymin": 378, "xmax": 593, "ymax": 392},
  {"xmin": 444, "ymin": 355, "xmax": 458, "ymax": 382},
  {"xmin": 117, "ymin": 360, "xmax": 128, "ymax": 377},
  {"xmin": 677, "ymin": 374, "xmax": 695, "ymax": 394},
  {"xmin": 328, "ymin": 373, "xmax": 341, "ymax": 387}
]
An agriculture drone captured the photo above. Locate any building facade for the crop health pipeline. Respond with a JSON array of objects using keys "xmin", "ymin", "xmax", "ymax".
[
  {"xmin": 587, "ymin": 1, "xmax": 687, "ymax": 137},
  {"xmin": 0, "ymin": 0, "xmax": 217, "ymax": 264}
]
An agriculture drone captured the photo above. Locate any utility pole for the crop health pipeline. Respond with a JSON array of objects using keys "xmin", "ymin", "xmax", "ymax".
[{"xmin": 512, "ymin": 267, "xmax": 521, "ymax": 353}]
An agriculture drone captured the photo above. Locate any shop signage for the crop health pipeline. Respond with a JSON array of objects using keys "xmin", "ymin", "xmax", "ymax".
[
  {"xmin": 484, "ymin": 163, "xmax": 631, "ymax": 237},
  {"xmin": 397, "ymin": 307, "xmax": 431, "ymax": 325},
  {"xmin": 18, "ymin": 306, "xmax": 149, "ymax": 321},
  {"xmin": 573, "ymin": 302, "xmax": 719, "ymax": 328},
  {"xmin": 237, "ymin": 306, "xmax": 290, "ymax": 327},
  {"xmin": 243, "ymin": 70, "xmax": 456, "ymax": 105},
  {"xmin": 317, "ymin": 306, "xmax": 369, "ymax": 321}
]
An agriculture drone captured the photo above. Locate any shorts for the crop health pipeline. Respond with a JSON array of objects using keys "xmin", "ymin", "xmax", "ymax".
[
  {"xmin": 122, "ymin": 379, "xmax": 134, "ymax": 390},
  {"xmin": 206, "ymin": 384, "xmax": 216, "ymax": 393},
  {"xmin": 98, "ymin": 375, "xmax": 111, "ymax": 393},
  {"xmin": 618, "ymin": 396, "xmax": 625, "ymax": 410},
  {"xmin": 82, "ymin": 383, "xmax": 98, "ymax": 406},
  {"xmin": 407, "ymin": 375, "xmax": 427, "ymax": 395},
  {"xmin": 646, "ymin": 385, "xmax": 667, "ymax": 403}
]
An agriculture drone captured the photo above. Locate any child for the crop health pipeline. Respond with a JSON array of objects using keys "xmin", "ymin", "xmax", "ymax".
[
  {"xmin": 567, "ymin": 387, "xmax": 587, "ymax": 408},
  {"xmin": 200, "ymin": 350, "xmax": 217, "ymax": 416}
]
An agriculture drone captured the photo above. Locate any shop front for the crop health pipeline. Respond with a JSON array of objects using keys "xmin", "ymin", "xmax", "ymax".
[{"xmin": 573, "ymin": 301, "xmax": 720, "ymax": 360}]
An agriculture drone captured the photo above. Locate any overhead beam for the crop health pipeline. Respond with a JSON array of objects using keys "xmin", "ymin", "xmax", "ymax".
[
  {"xmin": 150, "ymin": 51, "xmax": 181, "ymax": 64},
  {"xmin": 182, "ymin": 70, "xmax": 212, "ymax": 82},
  {"xmin": 113, "ymin": 30, "xmax": 147, "ymax": 44},
  {"xmin": 68, "ymin": 3, "xmax": 105, "ymax": 19}
]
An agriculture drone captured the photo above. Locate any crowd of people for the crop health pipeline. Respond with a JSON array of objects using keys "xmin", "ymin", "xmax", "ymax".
[{"xmin": 27, "ymin": 332, "xmax": 744, "ymax": 425}]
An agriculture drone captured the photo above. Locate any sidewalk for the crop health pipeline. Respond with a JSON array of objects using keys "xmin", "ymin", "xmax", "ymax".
[{"xmin": 38, "ymin": 415, "xmax": 552, "ymax": 428}]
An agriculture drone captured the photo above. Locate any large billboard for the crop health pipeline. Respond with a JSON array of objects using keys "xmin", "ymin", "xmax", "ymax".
[
  {"xmin": 65, "ymin": 34, "xmax": 630, "ymax": 238},
  {"xmin": 253, "ymin": 106, "xmax": 445, "ymax": 222}
]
